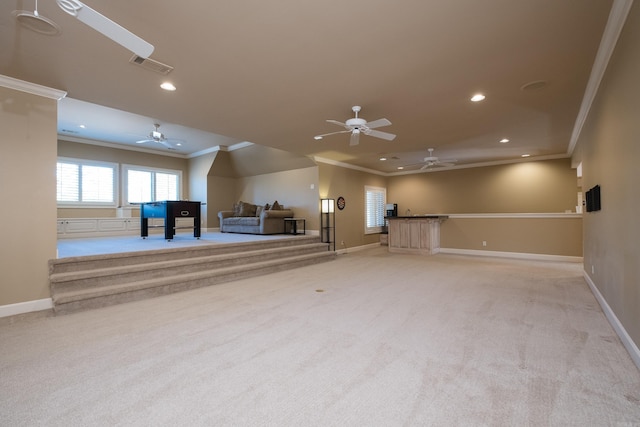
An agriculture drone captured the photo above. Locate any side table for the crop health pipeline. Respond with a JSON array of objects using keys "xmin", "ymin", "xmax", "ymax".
[{"xmin": 284, "ymin": 218, "xmax": 306, "ymax": 235}]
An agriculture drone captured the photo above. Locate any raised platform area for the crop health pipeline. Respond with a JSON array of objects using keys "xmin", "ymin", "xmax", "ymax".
[{"xmin": 51, "ymin": 233, "xmax": 334, "ymax": 314}]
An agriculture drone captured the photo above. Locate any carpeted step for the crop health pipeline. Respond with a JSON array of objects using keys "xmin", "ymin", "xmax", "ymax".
[
  {"xmin": 50, "ymin": 243, "xmax": 329, "ymax": 294},
  {"xmin": 52, "ymin": 250, "xmax": 336, "ymax": 314},
  {"xmin": 49, "ymin": 235, "xmax": 336, "ymax": 314},
  {"xmin": 50, "ymin": 235, "xmax": 321, "ymax": 274}
]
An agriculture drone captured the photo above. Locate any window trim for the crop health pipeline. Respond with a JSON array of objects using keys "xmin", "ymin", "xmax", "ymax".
[
  {"xmin": 364, "ymin": 185, "xmax": 386, "ymax": 234},
  {"xmin": 56, "ymin": 157, "xmax": 118, "ymax": 208},
  {"xmin": 122, "ymin": 164, "xmax": 182, "ymax": 206}
]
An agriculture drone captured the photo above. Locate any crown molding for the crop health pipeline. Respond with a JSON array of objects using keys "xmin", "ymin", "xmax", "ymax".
[
  {"xmin": 567, "ymin": 0, "xmax": 634, "ymax": 155},
  {"xmin": 0, "ymin": 74, "xmax": 67, "ymax": 100}
]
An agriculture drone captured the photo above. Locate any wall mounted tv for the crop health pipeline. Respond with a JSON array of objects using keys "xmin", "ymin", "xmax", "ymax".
[{"xmin": 585, "ymin": 185, "xmax": 601, "ymax": 212}]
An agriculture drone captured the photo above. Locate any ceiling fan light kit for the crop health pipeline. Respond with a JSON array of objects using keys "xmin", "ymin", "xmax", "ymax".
[
  {"xmin": 136, "ymin": 124, "xmax": 177, "ymax": 150},
  {"xmin": 13, "ymin": 0, "xmax": 61, "ymax": 36},
  {"xmin": 314, "ymin": 106, "xmax": 396, "ymax": 146}
]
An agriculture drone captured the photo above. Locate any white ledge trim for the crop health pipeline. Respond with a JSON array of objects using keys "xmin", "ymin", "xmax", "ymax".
[{"xmin": 445, "ymin": 213, "xmax": 582, "ymax": 219}]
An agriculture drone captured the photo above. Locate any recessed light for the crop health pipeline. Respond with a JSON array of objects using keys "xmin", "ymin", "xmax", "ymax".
[
  {"xmin": 470, "ymin": 93, "xmax": 486, "ymax": 102},
  {"xmin": 397, "ymin": 166, "xmax": 404, "ymax": 170},
  {"xmin": 160, "ymin": 82, "xmax": 176, "ymax": 91},
  {"xmin": 500, "ymin": 138, "xmax": 509, "ymax": 143},
  {"xmin": 314, "ymin": 136, "xmax": 323, "ymax": 140},
  {"xmin": 79, "ymin": 124, "xmax": 86, "ymax": 129},
  {"xmin": 521, "ymin": 154, "xmax": 530, "ymax": 158},
  {"xmin": 380, "ymin": 157, "xmax": 387, "ymax": 161}
]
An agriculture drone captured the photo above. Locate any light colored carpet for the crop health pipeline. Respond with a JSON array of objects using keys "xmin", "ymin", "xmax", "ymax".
[
  {"xmin": 56, "ymin": 231, "xmax": 302, "ymax": 258},
  {"xmin": 2, "ymin": 248, "xmax": 639, "ymax": 426}
]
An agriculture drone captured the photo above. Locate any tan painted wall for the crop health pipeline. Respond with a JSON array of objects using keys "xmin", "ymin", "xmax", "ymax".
[
  {"xmin": 188, "ymin": 151, "xmax": 216, "ymax": 228},
  {"xmin": 57, "ymin": 139, "xmax": 189, "ymax": 218},
  {"xmin": 441, "ymin": 216, "xmax": 582, "ymax": 256},
  {"xmin": 237, "ymin": 167, "xmax": 320, "ymax": 231},
  {"xmin": 318, "ymin": 163, "xmax": 387, "ymax": 249},
  {"xmin": 0, "ymin": 87, "xmax": 57, "ymax": 306},
  {"xmin": 387, "ymin": 158, "xmax": 579, "ymax": 214},
  {"xmin": 573, "ymin": 2, "xmax": 640, "ymax": 351}
]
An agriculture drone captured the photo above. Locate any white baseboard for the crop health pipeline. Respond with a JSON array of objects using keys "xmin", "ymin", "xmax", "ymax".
[
  {"xmin": 336, "ymin": 242, "xmax": 380, "ymax": 255},
  {"xmin": 583, "ymin": 272, "xmax": 640, "ymax": 371},
  {"xmin": 440, "ymin": 248, "xmax": 583, "ymax": 263},
  {"xmin": 0, "ymin": 298, "xmax": 53, "ymax": 318}
]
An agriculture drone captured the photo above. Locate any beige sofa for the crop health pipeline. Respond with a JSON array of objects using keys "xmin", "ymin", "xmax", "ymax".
[{"xmin": 218, "ymin": 201, "xmax": 293, "ymax": 235}]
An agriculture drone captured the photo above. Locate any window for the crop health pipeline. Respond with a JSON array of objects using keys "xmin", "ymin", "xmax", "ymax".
[
  {"xmin": 56, "ymin": 158, "xmax": 117, "ymax": 206},
  {"xmin": 365, "ymin": 185, "xmax": 386, "ymax": 234},
  {"xmin": 123, "ymin": 165, "xmax": 181, "ymax": 205}
]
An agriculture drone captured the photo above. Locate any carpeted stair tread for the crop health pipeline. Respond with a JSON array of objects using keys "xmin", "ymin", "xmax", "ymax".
[
  {"xmin": 53, "ymin": 251, "xmax": 336, "ymax": 305},
  {"xmin": 51, "ymin": 236, "xmax": 322, "ymax": 274},
  {"xmin": 50, "ymin": 242, "xmax": 328, "ymax": 284}
]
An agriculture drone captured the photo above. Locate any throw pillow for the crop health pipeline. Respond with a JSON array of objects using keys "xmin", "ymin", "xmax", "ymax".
[
  {"xmin": 233, "ymin": 202, "xmax": 241, "ymax": 216},
  {"xmin": 271, "ymin": 200, "xmax": 281, "ymax": 210},
  {"xmin": 238, "ymin": 201, "xmax": 257, "ymax": 217}
]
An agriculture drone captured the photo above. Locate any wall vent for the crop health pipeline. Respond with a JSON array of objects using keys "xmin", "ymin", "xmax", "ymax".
[{"xmin": 129, "ymin": 55, "xmax": 174, "ymax": 75}]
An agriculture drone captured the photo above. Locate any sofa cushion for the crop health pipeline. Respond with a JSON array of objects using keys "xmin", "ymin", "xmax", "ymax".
[{"xmin": 223, "ymin": 217, "xmax": 260, "ymax": 226}]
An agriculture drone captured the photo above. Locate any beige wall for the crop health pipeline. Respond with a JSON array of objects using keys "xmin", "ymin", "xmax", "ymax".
[
  {"xmin": 188, "ymin": 151, "xmax": 216, "ymax": 228},
  {"xmin": 318, "ymin": 163, "xmax": 387, "ymax": 249},
  {"xmin": 0, "ymin": 87, "xmax": 57, "ymax": 306},
  {"xmin": 57, "ymin": 139, "xmax": 189, "ymax": 218},
  {"xmin": 387, "ymin": 158, "xmax": 579, "ymax": 214},
  {"xmin": 573, "ymin": 2, "xmax": 640, "ymax": 351},
  {"xmin": 441, "ymin": 216, "xmax": 582, "ymax": 256},
  {"xmin": 237, "ymin": 167, "xmax": 320, "ymax": 230}
]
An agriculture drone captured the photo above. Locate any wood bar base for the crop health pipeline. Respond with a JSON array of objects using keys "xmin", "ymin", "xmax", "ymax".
[{"xmin": 386, "ymin": 216, "xmax": 448, "ymax": 255}]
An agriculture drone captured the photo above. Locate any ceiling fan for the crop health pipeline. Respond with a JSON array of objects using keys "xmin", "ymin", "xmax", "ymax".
[
  {"xmin": 314, "ymin": 106, "xmax": 396, "ymax": 146},
  {"xmin": 136, "ymin": 124, "xmax": 180, "ymax": 150},
  {"xmin": 55, "ymin": 0, "xmax": 154, "ymax": 58},
  {"xmin": 418, "ymin": 148, "xmax": 457, "ymax": 170}
]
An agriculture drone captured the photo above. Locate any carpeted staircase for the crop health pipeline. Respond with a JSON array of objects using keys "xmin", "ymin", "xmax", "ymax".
[{"xmin": 49, "ymin": 236, "xmax": 335, "ymax": 314}]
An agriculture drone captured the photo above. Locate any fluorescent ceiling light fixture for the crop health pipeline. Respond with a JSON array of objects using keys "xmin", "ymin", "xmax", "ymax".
[
  {"xmin": 500, "ymin": 138, "xmax": 509, "ymax": 143},
  {"xmin": 521, "ymin": 154, "xmax": 530, "ymax": 157},
  {"xmin": 160, "ymin": 82, "xmax": 176, "ymax": 91},
  {"xmin": 314, "ymin": 136, "xmax": 323, "ymax": 140},
  {"xmin": 470, "ymin": 94, "xmax": 486, "ymax": 102},
  {"xmin": 397, "ymin": 166, "xmax": 404, "ymax": 170},
  {"xmin": 379, "ymin": 157, "xmax": 387, "ymax": 161}
]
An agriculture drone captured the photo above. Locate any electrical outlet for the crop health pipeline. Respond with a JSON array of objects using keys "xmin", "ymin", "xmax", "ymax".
[
  {"xmin": 341, "ymin": 240, "xmax": 345, "ymax": 246},
  {"xmin": 482, "ymin": 241, "xmax": 487, "ymax": 247}
]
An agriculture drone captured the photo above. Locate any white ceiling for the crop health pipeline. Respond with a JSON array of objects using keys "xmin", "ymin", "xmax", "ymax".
[{"xmin": 1, "ymin": 0, "xmax": 614, "ymax": 173}]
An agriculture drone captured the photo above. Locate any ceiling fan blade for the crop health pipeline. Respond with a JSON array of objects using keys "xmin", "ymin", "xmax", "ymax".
[
  {"xmin": 158, "ymin": 140, "xmax": 175, "ymax": 149},
  {"xmin": 136, "ymin": 139, "xmax": 153, "ymax": 144},
  {"xmin": 365, "ymin": 129, "xmax": 396, "ymax": 141},
  {"xmin": 437, "ymin": 162, "xmax": 456, "ymax": 167},
  {"xmin": 57, "ymin": 0, "xmax": 154, "ymax": 58},
  {"xmin": 366, "ymin": 118, "xmax": 391, "ymax": 129},
  {"xmin": 326, "ymin": 119, "xmax": 351, "ymax": 130},
  {"xmin": 350, "ymin": 131, "xmax": 360, "ymax": 146},
  {"xmin": 420, "ymin": 164, "xmax": 430, "ymax": 170},
  {"xmin": 314, "ymin": 130, "xmax": 351, "ymax": 139}
]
